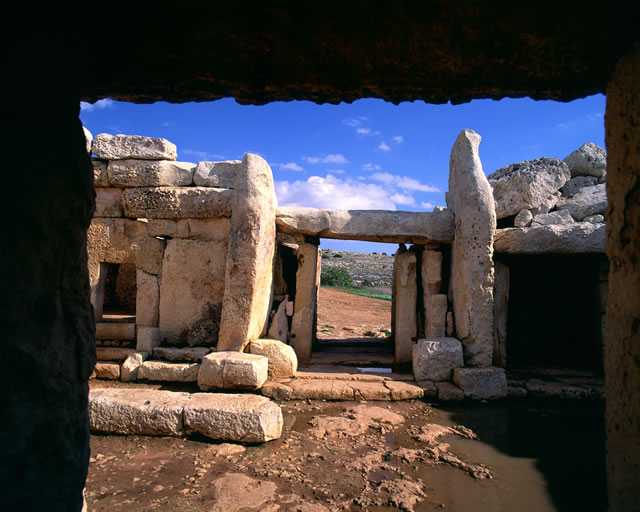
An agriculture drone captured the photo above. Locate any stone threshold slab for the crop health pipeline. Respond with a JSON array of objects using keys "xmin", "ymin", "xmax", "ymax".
[
  {"xmin": 262, "ymin": 378, "xmax": 424, "ymax": 401},
  {"xmin": 309, "ymin": 352, "xmax": 395, "ymax": 366},
  {"xmin": 297, "ymin": 365, "xmax": 414, "ymax": 382}
]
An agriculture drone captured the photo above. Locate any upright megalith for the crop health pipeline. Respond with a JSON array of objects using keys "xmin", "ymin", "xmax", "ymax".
[
  {"xmin": 447, "ymin": 130, "xmax": 496, "ymax": 366},
  {"xmin": 392, "ymin": 246, "xmax": 418, "ymax": 364},
  {"xmin": 217, "ymin": 154, "xmax": 278, "ymax": 351}
]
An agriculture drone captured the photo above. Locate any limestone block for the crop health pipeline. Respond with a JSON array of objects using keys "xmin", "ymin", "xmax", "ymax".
[
  {"xmin": 122, "ymin": 187, "xmax": 234, "ymax": 219},
  {"xmin": 94, "ymin": 362, "xmax": 121, "ymax": 380},
  {"xmin": 452, "ymin": 367, "xmax": 508, "ymax": 399},
  {"xmin": 92, "ymin": 158, "xmax": 110, "ymax": 187},
  {"xmin": 492, "ymin": 262, "xmax": 509, "ymax": 368},
  {"xmin": 530, "ymin": 192, "xmax": 561, "ymax": 216},
  {"xmin": 386, "ymin": 381, "xmax": 425, "ymax": 400},
  {"xmin": 135, "ymin": 236, "xmax": 165, "ymax": 275},
  {"xmin": 584, "ymin": 214, "xmax": 605, "ymax": 224},
  {"xmin": 556, "ymin": 183, "xmax": 607, "ymax": 221},
  {"xmin": 290, "ymin": 244, "xmax": 321, "ymax": 363},
  {"xmin": 120, "ymin": 352, "xmax": 149, "ymax": 382},
  {"xmin": 95, "ymin": 188, "xmax": 123, "ymax": 217},
  {"xmin": 285, "ymin": 301, "xmax": 294, "ymax": 317},
  {"xmin": 531, "ymin": 209, "xmax": 575, "ymax": 226},
  {"xmin": 147, "ymin": 219, "xmax": 177, "ymax": 237},
  {"xmin": 96, "ymin": 218, "xmax": 148, "ymax": 265},
  {"xmin": 136, "ymin": 270, "xmax": 160, "ymax": 327},
  {"xmin": 276, "ymin": 207, "xmax": 455, "ymax": 244},
  {"xmin": 175, "ymin": 218, "xmax": 231, "ymax": 240},
  {"xmin": 218, "ymin": 154, "xmax": 278, "ymax": 351},
  {"xmin": 198, "ymin": 352, "xmax": 269, "ymax": 390},
  {"xmin": 392, "ymin": 249, "xmax": 417, "ymax": 364},
  {"xmin": 95, "ymin": 347, "xmax": 136, "ymax": 361},
  {"xmin": 267, "ymin": 298, "xmax": 289, "ymax": 343},
  {"xmin": 447, "ymin": 130, "xmax": 496, "ymax": 366},
  {"xmin": 425, "ymin": 294, "xmax": 447, "ymax": 338},
  {"xmin": 494, "ymin": 224, "xmax": 606, "ymax": 254},
  {"xmin": 435, "ymin": 382, "xmax": 464, "ymax": 401},
  {"xmin": 153, "ymin": 346, "xmax": 210, "ymax": 363},
  {"xmin": 412, "ymin": 338, "xmax": 464, "ymax": 381},
  {"xmin": 107, "ymin": 159, "xmax": 195, "ymax": 187},
  {"xmin": 249, "ymin": 338, "xmax": 298, "ymax": 378},
  {"xmin": 138, "ymin": 361, "xmax": 200, "ymax": 382},
  {"xmin": 92, "ymin": 133, "xmax": 177, "ymax": 161},
  {"xmin": 158, "ymin": 238, "xmax": 226, "ymax": 346},
  {"xmin": 83, "ymin": 126, "xmax": 93, "ymax": 154},
  {"xmin": 183, "ymin": 393, "xmax": 283, "ymax": 442},
  {"xmin": 488, "ymin": 157, "xmax": 570, "ymax": 218},
  {"xmin": 446, "ymin": 311, "xmax": 454, "ymax": 337},
  {"xmin": 514, "ymin": 209, "xmax": 533, "ymax": 227},
  {"xmin": 416, "ymin": 380, "xmax": 437, "ymax": 397},
  {"xmin": 560, "ymin": 175, "xmax": 599, "ymax": 197},
  {"xmin": 89, "ymin": 388, "xmax": 184, "ymax": 436},
  {"xmin": 563, "ymin": 142, "xmax": 607, "ymax": 178},
  {"xmin": 421, "ymin": 249, "xmax": 442, "ymax": 297},
  {"xmin": 193, "ymin": 160, "xmax": 242, "ymax": 188},
  {"xmin": 136, "ymin": 326, "xmax": 164, "ymax": 352},
  {"xmin": 95, "ymin": 323, "xmax": 135, "ymax": 340}
]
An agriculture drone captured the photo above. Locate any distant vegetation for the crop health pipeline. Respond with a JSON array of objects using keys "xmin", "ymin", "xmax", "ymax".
[{"xmin": 321, "ymin": 267, "xmax": 353, "ymax": 287}]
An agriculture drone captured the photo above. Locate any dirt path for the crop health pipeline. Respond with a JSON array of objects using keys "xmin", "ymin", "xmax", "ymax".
[{"xmin": 316, "ymin": 287, "xmax": 391, "ymax": 339}]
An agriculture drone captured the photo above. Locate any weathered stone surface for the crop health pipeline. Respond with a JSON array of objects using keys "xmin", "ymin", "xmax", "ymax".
[
  {"xmin": 525, "ymin": 379, "xmax": 589, "ymax": 399},
  {"xmin": 198, "ymin": 352, "xmax": 269, "ymax": 390},
  {"xmin": 276, "ymin": 207, "xmax": 454, "ymax": 243},
  {"xmin": 530, "ymin": 192, "xmax": 561, "ymax": 216},
  {"xmin": 494, "ymin": 224, "xmax": 606, "ymax": 254},
  {"xmin": 563, "ymin": 142, "xmax": 607, "ymax": 178},
  {"xmin": 446, "ymin": 311, "xmax": 454, "ymax": 337},
  {"xmin": 452, "ymin": 367, "xmax": 507, "ymax": 399},
  {"xmin": 153, "ymin": 346, "xmax": 210, "ymax": 363},
  {"xmin": 584, "ymin": 214, "xmax": 605, "ymax": 224},
  {"xmin": 92, "ymin": 133, "xmax": 177, "ymax": 161},
  {"xmin": 386, "ymin": 381, "xmax": 425, "ymax": 400},
  {"xmin": 488, "ymin": 158, "xmax": 570, "ymax": 218},
  {"xmin": 176, "ymin": 218, "xmax": 231, "ymax": 240},
  {"xmin": 421, "ymin": 249, "xmax": 442, "ymax": 297},
  {"xmin": 531, "ymin": 209, "xmax": 575, "ymax": 226},
  {"xmin": 93, "ymin": 362, "xmax": 121, "ymax": 379},
  {"xmin": 447, "ymin": 130, "xmax": 495, "ymax": 366},
  {"xmin": 158, "ymin": 238, "xmax": 226, "ymax": 346},
  {"xmin": 95, "ymin": 323, "xmax": 135, "ymax": 340},
  {"xmin": 87, "ymin": 218, "xmax": 148, "ymax": 266},
  {"xmin": 136, "ymin": 270, "xmax": 160, "ymax": 327},
  {"xmin": 138, "ymin": 361, "xmax": 200, "ymax": 382},
  {"xmin": 435, "ymin": 382, "xmax": 464, "ymax": 401},
  {"xmin": 147, "ymin": 219, "xmax": 177, "ymax": 237},
  {"xmin": 83, "ymin": 126, "xmax": 93, "ymax": 154},
  {"xmin": 560, "ymin": 175, "xmax": 599, "ymax": 197},
  {"xmin": 249, "ymin": 338, "xmax": 298, "ymax": 378},
  {"xmin": 218, "ymin": 154, "xmax": 278, "ymax": 351},
  {"xmin": 120, "ymin": 352, "xmax": 148, "ymax": 382},
  {"xmin": 493, "ymin": 261, "xmax": 509, "ymax": 368},
  {"xmin": 135, "ymin": 236, "xmax": 165, "ymax": 275},
  {"xmin": 412, "ymin": 338, "xmax": 464, "ymax": 381},
  {"xmin": 514, "ymin": 209, "xmax": 533, "ymax": 227},
  {"xmin": 556, "ymin": 183, "xmax": 607, "ymax": 221},
  {"xmin": 416, "ymin": 380, "xmax": 437, "ymax": 397},
  {"xmin": 193, "ymin": 160, "xmax": 242, "ymax": 187},
  {"xmin": 107, "ymin": 159, "xmax": 195, "ymax": 187},
  {"xmin": 183, "ymin": 393, "xmax": 283, "ymax": 442},
  {"xmin": 425, "ymin": 294, "xmax": 447, "ymax": 338},
  {"xmin": 89, "ymin": 388, "xmax": 184, "ymax": 436},
  {"xmin": 122, "ymin": 187, "xmax": 234, "ymax": 219},
  {"xmin": 95, "ymin": 347, "xmax": 135, "ymax": 361},
  {"xmin": 95, "ymin": 188, "xmax": 123, "ymax": 217},
  {"xmin": 267, "ymin": 298, "xmax": 289, "ymax": 343},
  {"xmin": 290, "ymin": 244, "xmax": 321, "ymax": 363},
  {"xmin": 92, "ymin": 158, "xmax": 110, "ymax": 187},
  {"xmin": 392, "ymin": 248, "xmax": 417, "ymax": 364}
]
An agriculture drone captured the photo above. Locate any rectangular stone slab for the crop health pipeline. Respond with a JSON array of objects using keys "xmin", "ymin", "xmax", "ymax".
[
  {"xmin": 494, "ymin": 224, "xmax": 605, "ymax": 254},
  {"xmin": 122, "ymin": 187, "xmax": 234, "ymax": 218}
]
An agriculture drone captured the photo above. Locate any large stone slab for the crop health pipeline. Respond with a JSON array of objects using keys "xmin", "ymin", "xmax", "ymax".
[
  {"xmin": 92, "ymin": 133, "xmax": 177, "ymax": 161},
  {"xmin": 492, "ymin": 261, "xmax": 509, "ymax": 368},
  {"xmin": 249, "ymin": 338, "xmax": 298, "ymax": 378},
  {"xmin": 412, "ymin": 338, "xmax": 463, "ymax": 381},
  {"xmin": 87, "ymin": 218, "xmax": 148, "ymax": 266},
  {"xmin": 134, "ymin": 236, "xmax": 165, "ymax": 275},
  {"xmin": 276, "ymin": 207, "xmax": 454, "ymax": 243},
  {"xmin": 95, "ymin": 347, "xmax": 136, "ymax": 361},
  {"xmin": 563, "ymin": 142, "xmax": 607, "ymax": 178},
  {"xmin": 158, "ymin": 238, "xmax": 227, "ymax": 346},
  {"xmin": 494, "ymin": 224, "xmax": 606, "ymax": 254},
  {"xmin": 392, "ymin": 248, "xmax": 417, "ymax": 364},
  {"xmin": 95, "ymin": 188, "xmax": 123, "ymax": 217},
  {"xmin": 198, "ymin": 351, "xmax": 269, "ymax": 390},
  {"xmin": 147, "ymin": 218, "xmax": 231, "ymax": 240},
  {"xmin": 531, "ymin": 209, "xmax": 575, "ymax": 226},
  {"xmin": 92, "ymin": 158, "xmax": 110, "ymax": 187},
  {"xmin": 556, "ymin": 183, "xmax": 607, "ymax": 221},
  {"xmin": 452, "ymin": 367, "xmax": 508, "ymax": 399},
  {"xmin": 95, "ymin": 323, "xmax": 135, "ymax": 340},
  {"xmin": 193, "ymin": 160, "xmax": 242, "ymax": 187},
  {"xmin": 488, "ymin": 158, "xmax": 570, "ymax": 218},
  {"xmin": 560, "ymin": 175, "xmax": 599, "ymax": 197},
  {"xmin": 218, "ymin": 154, "xmax": 277, "ymax": 351},
  {"xmin": 421, "ymin": 249, "xmax": 443, "ymax": 297},
  {"xmin": 183, "ymin": 393, "xmax": 283, "ymax": 442},
  {"xmin": 136, "ymin": 270, "xmax": 160, "ymax": 327},
  {"xmin": 122, "ymin": 187, "xmax": 234, "ymax": 219},
  {"xmin": 447, "ymin": 130, "xmax": 496, "ymax": 366},
  {"xmin": 137, "ymin": 361, "xmax": 200, "ymax": 382},
  {"xmin": 107, "ymin": 159, "xmax": 195, "ymax": 187},
  {"xmin": 424, "ymin": 294, "xmax": 447, "ymax": 338},
  {"xmin": 153, "ymin": 346, "xmax": 210, "ymax": 363}
]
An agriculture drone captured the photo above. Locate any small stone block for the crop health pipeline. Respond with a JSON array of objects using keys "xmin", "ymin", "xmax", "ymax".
[
  {"xmin": 136, "ymin": 326, "xmax": 164, "ymax": 352},
  {"xmin": 120, "ymin": 352, "xmax": 149, "ymax": 382},
  {"xmin": 452, "ymin": 367, "xmax": 508, "ymax": 400},
  {"xmin": 96, "ymin": 323, "xmax": 136, "ymax": 341},
  {"xmin": 94, "ymin": 362, "xmax": 121, "ymax": 380},
  {"xmin": 137, "ymin": 361, "xmax": 200, "ymax": 382},
  {"xmin": 435, "ymin": 382, "xmax": 464, "ymax": 401}
]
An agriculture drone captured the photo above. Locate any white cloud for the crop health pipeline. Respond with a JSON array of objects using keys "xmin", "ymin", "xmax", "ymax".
[
  {"xmin": 390, "ymin": 193, "xmax": 415, "ymax": 206},
  {"xmin": 362, "ymin": 163, "xmax": 382, "ymax": 171},
  {"xmin": 304, "ymin": 154, "xmax": 349, "ymax": 165},
  {"xmin": 377, "ymin": 141, "xmax": 392, "ymax": 152},
  {"xmin": 393, "ymin": 136, "xmax": 404, "ymax": 144},
  {"xmin": 80, "ymin": 98, "xmax": 114, "ymax": 112},
  {"xmin": 356, "ymin": 127, "xmax": 371, "ymax": 135},
  {"xmin": 280, "ymin": 162, "xmax": 304, "ymax": 172},
  {"xmin": 326, "ymin": 169, "xmax": 345, "ymax": 174},
  {"xmin": 303, "ymin": 156, "xmax": 322, "ymax": 164},
  {"xmin": 421, "ymin": 201, "xmax": 435, "ymax": 210},
  {"xmin": 343, "ymin": 118, "xmax": 362, "ymax": 128},
  {"xmin": 371, "ymin": 172, "xmax": 440, "ymax": 193}
]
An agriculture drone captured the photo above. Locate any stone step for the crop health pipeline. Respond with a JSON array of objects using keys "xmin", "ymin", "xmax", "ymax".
[
  {"xmin": 309, "ymin": 351, "xmax": 395, "ymax": 366},
  {"xmin": 297, "ymin": 365, "xmax": 414, "ymax": 382},
  {"xmin": 137, "ymin": 360, "xmax": 200, "ymax": 382},
  {"xmin": 95, "ymin": 322, "xmax": 136, "ymax": 340},
  {"xmin": 153, "ymin": 346, "xmax": 211, "ymax": 363},
  {"xmin": 89, "ymin": 387, "xmax": 283, "ymax": 442},
  {"xmin": 96, "ymin": 347, "xmax": 136, "ymax": 361}
]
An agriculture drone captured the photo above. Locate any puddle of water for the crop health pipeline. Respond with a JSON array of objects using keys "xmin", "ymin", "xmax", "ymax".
[
  {"xmin": 369, "ymin": 469, "xmax": 399, "ymax": 483},
  {"xmin": 357, "ymin": 367, "xmax": 393, "ymax": 373}
]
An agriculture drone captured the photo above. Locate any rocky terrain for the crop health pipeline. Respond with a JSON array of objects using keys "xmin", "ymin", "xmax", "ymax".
[{"xmin": 321, "ymin": 249, "xmax": 395, "ymax": 291}]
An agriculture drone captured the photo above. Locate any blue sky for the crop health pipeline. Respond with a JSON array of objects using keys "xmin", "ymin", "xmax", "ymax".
[{"xmin": 81, "ymin": 95, "xmax": 605, "ymax": 253}]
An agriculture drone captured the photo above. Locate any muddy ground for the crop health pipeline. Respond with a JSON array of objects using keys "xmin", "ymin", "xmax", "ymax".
[{"xmin": 86, "ymin": 398, "xmax": 606, "ymax": 511}]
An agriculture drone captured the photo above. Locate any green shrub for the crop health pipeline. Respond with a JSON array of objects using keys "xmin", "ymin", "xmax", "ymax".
[
  {"xmin": 321, "ymin": 267, "xmax": 353, "ymax": 287},
  {"xmin": 333, "ymin": 253, "xmax": 343, "ymax": 258}
]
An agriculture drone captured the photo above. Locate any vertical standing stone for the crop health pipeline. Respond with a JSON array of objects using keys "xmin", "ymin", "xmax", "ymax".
[
  {"xmin": 493, "ymin": 261, "xmax": 509, "ymax": 368},
  {"xmin": 136, "ymin": 270, "xmax": 159, "ymax": 327},
  {"xmin": 218, "ymin": 154, "xmax": 277, "ymax": 351},
  {"xmin": 421, "ymin": 250, "xmax": 442, "ymax": 297},
  {"xmin": 290, "ymin": 243, "xmax": 321, "ymax": 363},
  {"xmin": 604, "ymin": 43, "xmax": 640, "ymax": 512},
  {"xmin": 446, "ymin": 129, "xmax": 496, "ymax": 367},
  {"xmin": 425, "ymin": 294, "xmax": 447, "ymax": 338},
  {"xmin": 422, "ymin": 249, "xmax": 446, "ymax": 338},
  {"xmin": 393, "ymin": 248, "xmax": 417, "ymax": 364}
]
